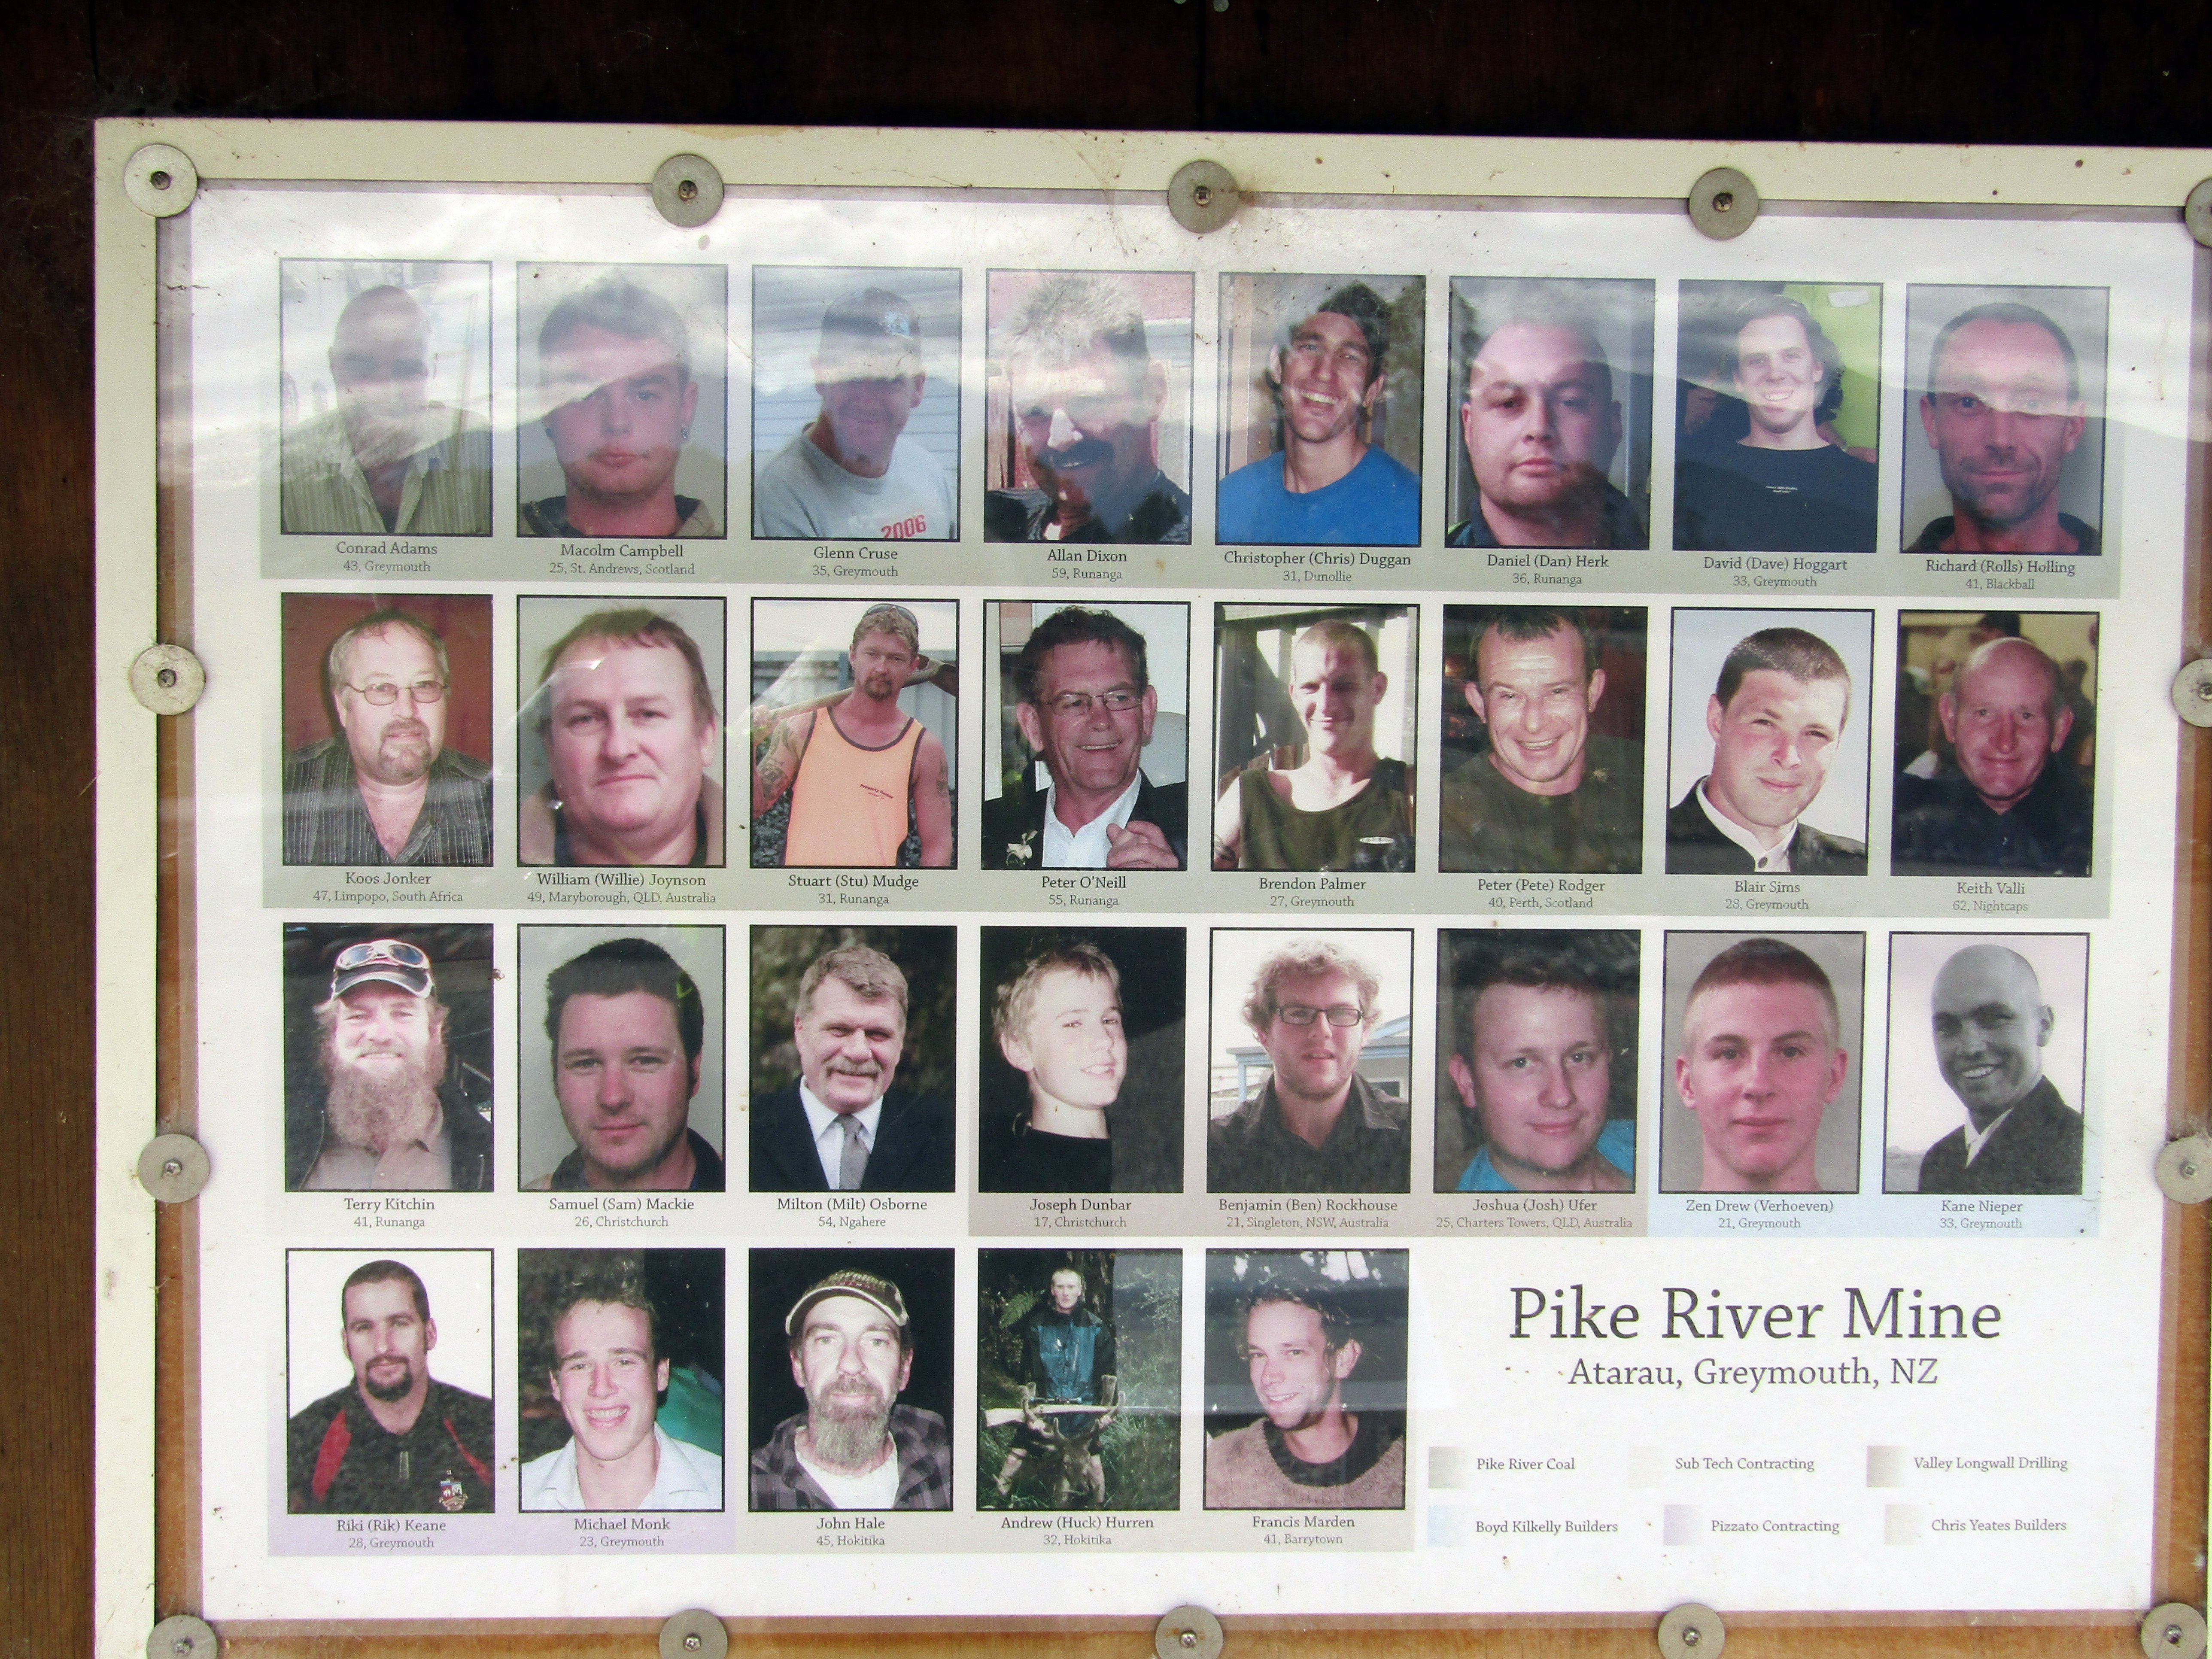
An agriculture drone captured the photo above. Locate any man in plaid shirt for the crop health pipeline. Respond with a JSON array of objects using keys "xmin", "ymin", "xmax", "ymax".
[{"xmin": 749, "ymin": 1269, "xmax": 951, "ymax": 1511}]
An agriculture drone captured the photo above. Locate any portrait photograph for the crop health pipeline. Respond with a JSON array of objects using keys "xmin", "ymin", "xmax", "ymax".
[
  {"xmin": 1206, "ymin": 927, "xmax": 1413, "ymax": 1195},
  {"xmin": 978, "ymin": 926, "xmax": 1188, "ymax": 1195},
  {"xmin": 1902, "ymin": 283, "xmax": 2108, "ymax": 557},
  {"xmin": 748, "ymin": 924, "xmax": 957, "ymax": 1194},
  {"xmin": 977, "ymin": 1249, "xmax": 1182, "ymax": 1512},
  {"xmin": 1434, "ymin": 928, "xmax": 1641, "ymax": 1194},
  {"xmin": 282, "ymin": 923, "xmax": 493, "ymax": 1193},
  {"xmin": 984, "ymin": 270, "xmax": 1194, "ymax": 545},
  {"xmin": 515, "ymin": 595, "xmax": 727, "ymax": 869},
  {"xmin": 283, "ymin": 1249, "xmax": 493, "ymax": 1515},
  {"xmin": 1674, "ymin": 280, "xmax": 1882, "ymax": 554},
  {"xmin": 280, "ymin": 592, "xmax": 494, "ymax": 868},
  {"xmin": 747, "ymin": 1247, "xmax": 956, "ymax": 1512},
  {"xmin": 984, "ymin": 600, "xmax": 1190, "ymax": 872},
  {"xmin": 517, "ymin": 925, "xmax": 726, "ymax": 1194},
  {"xmin": 1660, "ymin": 930, "xmax": 1867, "ymax": 1195},
  {"xmin": 1892, "ymin": 611, "xmax": 2098, "ymax": 879},
  {"xmin": 516, "ymin": 261, "xmax": 728, "ymax": 539},
  {"xmin": 1201, "ymin": 1248, "xmax": 1408, "ymax": 1511},
  {"xmin": 1883, "ymin": 932, "xmax": 2089, "ymax": 1196},
  {"xmin": 1214, "ymin": 273, "xmax": 1424, "ymax": 548},
  {"xmin": 751, "ymin": 264, "xmax": 960, "ymax": 541},
  {"xmin": 1445, "ymin": 276, "xmax": 1654, "ymax": 551},
  {"xmin": 1212, "ymin": 603, "xmax": 1418, "ymax": 873},
  {"xmin": 749, "ymin": 598, "xmax": 958, "ymax": 870},
  {"xmin": 1438, "ymin": 605, "xmax": 1646, "ymax": 875},
  {"xmin": 517, "ymin": 1247, "xmax": 726, "ymax": 1512},
  {"xmin": 1665, "ymin": 607, "xmax": 1875, "ymax": 877},
  {"xmin": 277, "ymin": 258, "xmax": 493, "ymax": 538}
]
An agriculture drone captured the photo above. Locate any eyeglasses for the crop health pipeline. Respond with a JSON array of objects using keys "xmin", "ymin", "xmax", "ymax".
[
  {"xmin": 343, "ymin": 678, "xmax": 447, "ymax": 705},
  {"xmin": 1042, "ymin": 689, "xmax": 1144, "ymax": 719},
  {"xmin": 334, "ymin": 940, "xmax": 431, "ymax": 972},
  {"xmin": 1275, "ymin": 1003, "xmax": 1365, "ymax": 1027}
]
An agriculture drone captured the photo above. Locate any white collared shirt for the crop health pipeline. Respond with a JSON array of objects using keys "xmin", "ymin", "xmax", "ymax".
[
  {"xmin": 1960, "ymin": 1106, "xmax": 2018, "ymax": 1166},
  {"xmin": 799, "ymin": 1082, "xmax": 886, "ymax": 1189},
  {"xmin": 518, "ymin": 1423, "xmax": 724, "ymax": 1510},
  {"xmin": 1696, "ymin": 780, "xmax": 1797, "ymax": 874},
  {"xmin": 1042, "ymin": 772, "xmax": 1143, "ymax": 869}
]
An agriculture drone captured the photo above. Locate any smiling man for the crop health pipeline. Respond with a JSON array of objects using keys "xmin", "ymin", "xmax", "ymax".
[
  {"xmin": 983, "ymin": 942, "xmax": 1129, "ymax": 1193},
  {"xmin": 1672, "ymin": 938, "xmax": 1850, "ymax": 1194},
  {"xmin": 754, "ymin": 286, "xmax": 956, "ymax": 541},
  {"xmin": 523, "ymin": 608, "xmax": 723, "ymax": 868},
  {"xmin": 1217, "ymin": 283, "xmax": 1420, "ymax": 547},
  {"xmin": 750, "ymin": 944, "xmax": 954, "ymax": 1193},
  {"xmin": 984, "ymin": 274, "xmax": 1191, "ymax": 544},
  {"xmin": 287, "ymin": 1259, "xmax": 493, "ymax": 1514},
  {"xmin": 1449, "ymin": 948, "xmax": 1632, "ymax": 1193},
  {"xmin": 1909, "ymin": 301, "xmax": 2097, "ymax": 556},
  {"xmin": 1209, "ymin": 937, "xmax": 1409, "ymax": 1194},
  {"xmin": 1439, "ymin": 608, "xmax": 1643, "ymax": 874},
  {"xmin": 1205, "ymin": 1280, "xmax": 1404, "ymax": 1510},
  {"xmin": 1668, "ymin": 626, "xmax": 1867, "ymax": 876},
  {"xmin": 521, "ymin": 1263, "xmax": 722, "ymax": 1511},
  {"xmin": 527, "ymin": 937, "xmax": 723, "ymax": 1193},
  {"xmin": 751, "ymin": 1270, "xmax": 953, "ymax": 1510},
  {"xmin": 985, "ymin": 606, "xmax": 1185, "ymax": 870},
  {"xmin": 1915, "ymin": 943, "xmax": 2082, "ymax": 1195},
  {"xmin": 1214, "ymin": 619, "xmax": 1412, "ymax": 872},
  {"xmin": 522, "ymin": 276, "xmax": 717, "ymax": 538}
]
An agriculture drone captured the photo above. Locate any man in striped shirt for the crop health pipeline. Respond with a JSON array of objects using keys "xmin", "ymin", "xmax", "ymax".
[{"xmin": 283, "ymin": 609, "xmax": 492, "ymax": 866}]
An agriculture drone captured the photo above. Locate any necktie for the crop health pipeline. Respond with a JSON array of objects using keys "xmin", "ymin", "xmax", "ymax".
[{"xmin": 836, "ymin": 1113, "xmax": 870, "ymax": 1191}]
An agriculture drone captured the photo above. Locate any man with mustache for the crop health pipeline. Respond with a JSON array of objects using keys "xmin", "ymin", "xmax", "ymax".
[
  {"xmin": 282, "ymin": 283, "xmax": 492, "ymax": 536},
  {"xmin": 1667, "ymin": 626, "xmax": 1867, "ymax": 876},
  {"xmin": 288, "ymin": 938, "xmax": 491, "ymax": 1192},
  {"xmin": 749, "ymin": 944, "xmax": 955, "ymax": 1193},
  {"xmin": 1909, "ymin": 301, "xmax": 2098, "ymax": 555},
  {"xmin": 753, "ymin": 603, "xmax": 953, "ymax": 868},
  {"xmin": 1216, "ymin": 283, "xmax": 1420, "ymax": 547},
  {"xmin": 1913, "ymin": 942, "xmax": 2082, "ymax": 1195},
  {"xmin": 1213, "ymin": 619, "xmax": 1412, "ymax": 872},
  {"xmin": 526, "ymin": 937, "xmax": 724, "ymax": 1193},
  {"xmin": 1893, "ymin": 635, "xmax": 2092, "ymax": 877},
  {"xmin": 286, "ymin": 1258, "xmax": 494, "ymax": 1513},
  {"xmin": 522, "ymin": 275, "xmax": 719, "ymax": 538},
  {"xmin": 984, "ymin": 273, "xmax": 1191, "ymax": 544},
  {"xmin": 284, "ymin": 608, "xmax": 492, "ymax": 866},
  {"xmin": 750, "ymin": 1270, "xmax": 952, "ymax": 1510}
]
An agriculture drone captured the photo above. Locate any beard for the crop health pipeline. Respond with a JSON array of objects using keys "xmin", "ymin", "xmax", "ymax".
[
  {"xmin": 362, "ymin": 1360, "xmax": 418, "ymax": 1402},
  {"xmin": 805, "ymin": 1375, "xmax": 895, "ymax": 1471},
  {"xmin": 322, "ymin": 1033, "xmax": 446, "ymax": 1155}
]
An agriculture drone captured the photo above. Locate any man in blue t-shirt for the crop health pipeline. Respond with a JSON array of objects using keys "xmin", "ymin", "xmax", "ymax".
[{"xmin": 1217, "ymin": 283, "xmax": 1420, "ymax": 547}]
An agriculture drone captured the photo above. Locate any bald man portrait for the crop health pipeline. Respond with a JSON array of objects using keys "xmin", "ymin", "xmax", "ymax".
[
  {"xmin": 1893, "ymin": 635, "xmax": 2092, "ymax": 878},
  {"xmin": 1913, "ymin": 943, "xmax": 2083, "ymax": 1195},
  {"xmin": 282, "ymin": 282, "xmax": 493, "ymax": 536}
]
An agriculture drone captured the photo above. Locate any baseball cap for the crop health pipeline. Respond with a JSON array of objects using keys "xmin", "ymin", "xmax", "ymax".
[
  {"xmin": 331, "ymin": 939, "xmax": 435, "ymax": 1000},
  {"xmin": 785, "ymin": 1269, "xmax": 911, "ymax": 1337},
  {"xmin": 817, "ymin": 287, "xmax": 923, "ymax": 379}
]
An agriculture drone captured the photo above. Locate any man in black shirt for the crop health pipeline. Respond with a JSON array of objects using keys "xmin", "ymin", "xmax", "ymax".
[
  {"xmin": 287, "ymin": 1259, "xmax": 493, "ymax": 1514},
  {"xmin": 983, "ymin": 943, "xmax": 1124, "ymax": 1193}
]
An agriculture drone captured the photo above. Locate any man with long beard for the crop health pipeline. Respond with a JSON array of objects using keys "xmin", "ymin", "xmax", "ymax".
[
  {"xmin": 749, "ymin": 1270, "xmax": 952, "ymax": 1510},
  {"xmin": 290, "ymin": 938, "xmax": 492, "ymax": 1191}
]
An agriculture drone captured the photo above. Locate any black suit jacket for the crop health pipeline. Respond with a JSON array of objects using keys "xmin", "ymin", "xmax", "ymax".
[
  {"xmin": 749, "ymin": 1082, "xmax": 955, "ymax": 1193},
  {"xmin": 1915, "ymin": 1077, "xmax": 2083, "ymax": 1196},
  {"xmin": 1666, "ymin": 784, "xmax": 1867, "ymax": 876},
  {"xmin": 980, "ymin": 774, "xmax": 1189, "ymax": 869}
]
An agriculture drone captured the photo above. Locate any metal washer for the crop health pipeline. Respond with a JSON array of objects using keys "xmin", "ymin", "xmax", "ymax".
[
  {"xmin": 652, "ymin": 155, "xmax": 724, "ymax": 229},
  {"xmin": 2155, "ymin": 1136, "xmax": 2212, "ymax": 1205},
  {"xmin": 147, "ymin": 1614, "xmax": 218, "ymax": 1659},
  {"xmin": 2143, "ymin": 1603, "xmax": 2209, "ymax": 1659},
  {"xmin": 2171, "ymin": 659, "xmax": 2212, "ymax": 728},
  {"xmin": 130, "ymin": 643, "xmax": 205, "ymax": 716},
  {"xmin": 139, "ymin": 1134, "xmax": 210, "ymax": 1204},
  {"xmin": 1687, "ymin": 168, "xmax": 1759, "ymax": 241},
  {"xmin": 1658, "ymin": 1602, "xmax": 1726, "ymax": 1658},
  {"xmin": 1168, "ymin": 161, "xmax": 1240, "ymax": 236},
  {"xmin": 2185, "ymin": 180, "xmax": 2212, "ymax": 250},
  {"xmin": 1155, "ymin": 1604, "xmax": 1224, "ymax": 1659},
  {"xmin": 659, "ymin": 1609, "xmax": 728, "ymax": 1659},
  {"xmin": 125, "ymin": 144, "xmax": 199, "ymax": 219}
]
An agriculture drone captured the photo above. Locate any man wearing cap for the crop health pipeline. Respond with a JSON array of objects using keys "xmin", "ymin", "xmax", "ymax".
[
  {"xmin": 754, "ymin": 287, "xmax": 957, "ymax": 541},
  {"xmin": 750, "ymin": 1270, "xmax": 953, "ymax": 1510},
  {"xmin": 288, "ymin": 939, "xmax": 492, "ymax": 1192},
  {"xmin": 752, "ymin": 604, "xmax": 953, "ymax": 869}
]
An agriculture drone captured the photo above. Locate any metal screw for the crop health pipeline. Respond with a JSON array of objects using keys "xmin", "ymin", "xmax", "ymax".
[
  {"xmin": 150, "ymin": 170, "xmax": 173, "ymax": 191},
  {"xmin": 2167, "ymin": 1624, "xmax": 2185, "ymax": 1646},
  {"xmin": 1682, "ymin": 1630, "xmax": 1702, "ymax": 1649},
  {"xmin": 677, "ymin": 179, "xmax": 698, "ymax": 202},
  {"xmin": 163, "ymin": 1158, "xmax": 182, "ymax": 1177},
  {"xmin": 1710, "ymin": 191, "xmax": 1734, "ymax": 214},
  {"xmin": 2185, "ymin": 1162, "xmax": 2200, "ymax": 1181},
  {"xmin": 684, "ymin": 1638, "xmax": 702, "ymax": 1653},
  {"xmin": 2197, "ymin": 680, "xmax": 2212, "ymax": 701},
  {"xmin": 1179, "ymin": 1631, "xmax": 1198, "ymax": 1650},
  {"xmin": 1191, "ymin": 185, "xmax": 1212, "ymax": 208},
  {"xmin": 174, "ymin": 1641, "xmax": 193, "ymax": 1656},
  {"xmin": 157, "ymin": 667, "xmax": 178, "ymax": 688}
]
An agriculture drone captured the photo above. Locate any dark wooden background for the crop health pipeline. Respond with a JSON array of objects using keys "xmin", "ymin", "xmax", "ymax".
[{"xmin": 12, "ymin": 4, "xmax": 2212, "ymax": 1653}]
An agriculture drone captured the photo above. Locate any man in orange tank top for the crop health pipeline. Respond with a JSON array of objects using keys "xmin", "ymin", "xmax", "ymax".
[{"xmin": 753, "ymin": 604, "xmax": 953, "ymax": 867}]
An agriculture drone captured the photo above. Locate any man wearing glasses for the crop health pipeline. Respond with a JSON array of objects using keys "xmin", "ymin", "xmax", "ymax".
[
  {"xmin": 1208, "ymin": 938, "xmax": 1409, "ymax": 1193},
  {"xmin": 284, "ymin": 608, "xmax": 492, "ymax": 866},
  {"xmin": 752, "ymin": 604, "xmax": 953, "ymax": 868},
  {"xmin": 983, "ymin": 606, "xmax": 1185, "ymax": 869}
]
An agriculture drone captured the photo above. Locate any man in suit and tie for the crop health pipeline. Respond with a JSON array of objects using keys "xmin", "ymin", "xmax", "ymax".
[
  {"xmin": 983, "ymin": 606, "xmax": 1186, "ymax": 870},
  {"xmin": 749, "ymin": 944, "xmax": 954, "ymax": 1192},
  {"xmin": 1914, "ymin": 942, "xmax": 2083, "ymax": 1196}
]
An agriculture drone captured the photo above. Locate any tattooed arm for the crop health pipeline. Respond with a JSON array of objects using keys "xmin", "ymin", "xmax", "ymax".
[
  {"xmin": 912, "ymin": 730, "xmax": 953, "ymax": 867},
  {"xmin": 752, "ymin": 709, "xmax": 811, "ymax": 816}
]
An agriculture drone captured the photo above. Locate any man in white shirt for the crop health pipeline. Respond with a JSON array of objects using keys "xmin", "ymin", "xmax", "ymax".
[{"xmin": 754, "ymin": 287, "xmax": 957, "ymax": 541}]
